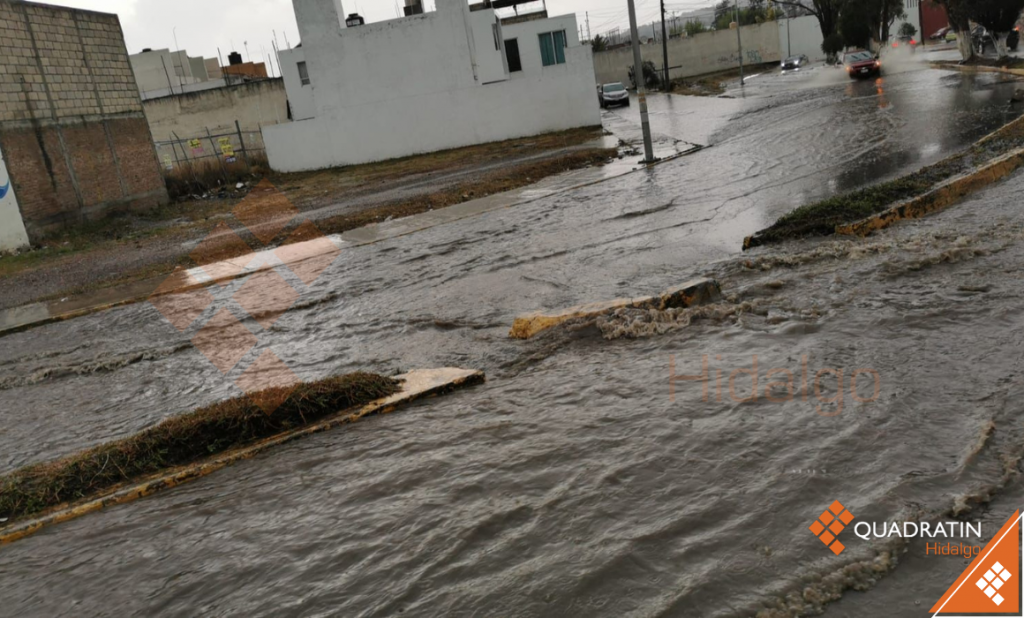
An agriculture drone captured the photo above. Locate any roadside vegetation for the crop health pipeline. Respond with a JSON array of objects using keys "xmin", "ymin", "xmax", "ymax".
[
  {"xmin": 0, "ymin": 372, "xmax": 400, "ymax": 523},
  {"xmin": 745, "ymin": 115, "xmax": 1024, "ymax": 248}
]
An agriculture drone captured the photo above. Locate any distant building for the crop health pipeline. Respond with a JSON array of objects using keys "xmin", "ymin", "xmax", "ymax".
[
  {"xmin": 0, "ymin": 0, "xmax": 168, "ymax": 251},
  {"xmin": 130, "ymin": 48, "xmax": 214, "ymax": 99},
  {"xmin": 222, "ymin": 51, "xmax": 269, "ymax": 79},
  {"xmin": 266, "ymin": 0, "xmax": 599, "ymax": 172},
  {"xmin": 130, "ymin": 48, "xmax": 269, "ymax": 101}
]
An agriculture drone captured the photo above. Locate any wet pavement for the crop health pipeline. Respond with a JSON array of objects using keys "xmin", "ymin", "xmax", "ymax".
[{"xmin": 2, "ymin": 62, "xmax": 1024, "ymax": 617}]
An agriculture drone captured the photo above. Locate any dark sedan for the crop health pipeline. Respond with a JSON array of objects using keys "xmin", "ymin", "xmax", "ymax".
[{"xmin": 842, "ymin": 50, "xmax": 881, "ymax": 79}]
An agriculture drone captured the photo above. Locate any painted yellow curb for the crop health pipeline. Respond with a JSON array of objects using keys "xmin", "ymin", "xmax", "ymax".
[
  {"xmin": 835, "ymin": 147, "xmax": 1024, "ymax": 237},
  {"xmin": 0, "ymin": 367, "xmax": 484, "ymax": 546},
  {"xmin": 509, "ymin": 278, "xmax": 721, "ymax": 339}
]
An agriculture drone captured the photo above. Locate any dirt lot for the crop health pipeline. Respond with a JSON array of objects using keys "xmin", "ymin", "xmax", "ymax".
[{"xmin": 0, "ymin": 127, "xmax": 615, "ymax": 310}]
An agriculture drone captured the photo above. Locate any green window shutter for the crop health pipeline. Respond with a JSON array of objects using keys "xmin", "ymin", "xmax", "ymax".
[
  {"xmin": 539, "ymin": 32, "xmax": 555, "ymax": 66},
  {"xmin": 553, "ymin": 30, "xmax": 566, "ymax": 64}
]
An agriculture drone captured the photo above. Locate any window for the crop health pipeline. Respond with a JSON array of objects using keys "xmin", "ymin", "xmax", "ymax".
[
  {"xmin": 492, "ymin": 23, "xmax": 501, "ymax": 51},
  {"xmin": 297, "ymin": 61, "xmax": 310, "ymax": 86},
  {"xmin": 504, "ymin": 39, "xmax": 522, "ymax": 72},
  {"xmin": 539, "ymin": 30, "xmax": 567, "ymax": 66}
]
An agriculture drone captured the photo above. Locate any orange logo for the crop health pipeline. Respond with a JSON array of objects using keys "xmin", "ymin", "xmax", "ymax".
[
  {"xmin": 809, "ymin": 500, "xmax": 855, "ymax": 555},
  {"xmin": 148, "ymin": 181, "xmax": 342, "ymax": 413},
  {"xmin": 932, "ymin": 510, "xmax": 1021, "ymax": 615}
]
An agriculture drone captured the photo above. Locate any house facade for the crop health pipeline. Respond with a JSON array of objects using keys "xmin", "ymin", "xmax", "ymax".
[{"xmin": 266, "ymin": 0, "xmax": 600, "ymax": 172}]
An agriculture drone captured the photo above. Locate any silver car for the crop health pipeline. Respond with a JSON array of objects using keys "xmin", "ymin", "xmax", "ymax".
[{"xmin": 598, "ymin": 82, "xmax": 630, "ymax": 108}]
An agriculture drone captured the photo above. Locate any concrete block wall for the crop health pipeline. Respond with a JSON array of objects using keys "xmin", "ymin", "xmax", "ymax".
[
  {"xmin": 592, "ymin": 22, "xmax": 783, "ymax": 86},
  {"xmin": 0, "ymin": 0, "xmax": 168, "ymax": 242},
  {"xmin": 142, "ymin": 78, "xmax": 289, "ymax": 142}
]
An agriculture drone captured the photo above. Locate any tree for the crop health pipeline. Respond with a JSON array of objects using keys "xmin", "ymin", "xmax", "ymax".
[
  {"xmin": 822, "ymin": 32, "xmax": 845, "ymax": 63},
  {"xmin": 685, "ymin": 19, "xmax": 708, "ymax": 36},
  {"xmin": 898, "ymin": 22, "xmax": 918, "ymax": 38},
  {"xmin": 969, "ymin": 0, "xmax": 1024, "ymax": 58},
  {"xmin": 934, "ymin": 0, "xmax": 975, "ymax": 61},
  {"xmin": 839, "ymin": 0, "xmax": 873, "ymax": 49},
  {"xmin": 867, "ymin": 0, "xmax": 906, "ymax": 43},
  {"xmin": 591, "ymin": 34, "xmax": 608, "ymax": 52}
]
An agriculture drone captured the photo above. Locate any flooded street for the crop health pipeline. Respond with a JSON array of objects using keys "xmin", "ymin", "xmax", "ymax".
[{"xmin": 2, "ymin": 62, "xmax": 1024, "ymax": 617}]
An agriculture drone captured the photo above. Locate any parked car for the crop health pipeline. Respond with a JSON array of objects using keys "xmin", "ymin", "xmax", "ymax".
[
  {"xmin": 842, "ymin": 50, "xmax": 881, "ymax": 79},
  {"xmin": 972, "ymin": 25, "xmax": 994, "ymax": 55},
  {"xmin": 781, "ymin": 54, "xmax": 810, "ymax": 72},
  {"xmin": 598, "ymin": 82, "xmax": 630, "ymax": 108},
  {"xmin": 945, "ymin": 30, "xmax": 959, "ymax": 42},
  {"xmin": 930, "ymin": 26, "xmax": 951, "ymax": 40}
]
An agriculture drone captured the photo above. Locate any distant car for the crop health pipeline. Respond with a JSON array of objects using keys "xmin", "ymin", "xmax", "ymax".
[
  {"xmin": 781, "ymin": 54, "xmax": 809, "ymax": 72},
  {"xmin": 889, "ymin": 34, "xmax": 918, "ymax": 54},
  {"xmin": 598, "ymin": 82, "xmax": 630, "ymax": 108},
  {"xmin": 930, "ymin": 26, "xmax": 951, "ymax": 40},
  {"xmin": 842, "ymin": 50, "xmax": 881, "ymax": 79},
  {"xmin": 945, "ymin": 30, "xmax": 958, "ymax": 42}
]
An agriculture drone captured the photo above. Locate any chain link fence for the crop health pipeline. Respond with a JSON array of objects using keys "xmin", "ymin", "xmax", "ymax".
[{"xmin": 155, "ymin": 121, "xmax": 269, "ymax": 198}]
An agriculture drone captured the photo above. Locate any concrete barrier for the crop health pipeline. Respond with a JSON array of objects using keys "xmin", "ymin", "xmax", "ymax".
[
  {"xmin": 835, "ymin": 147, "xmax": 1024, "ymax": 237},
  {"xmin": 509, "ymin": 278, "xmax": 721, "ymax": 339},
  {"xmin": 0, "ymin": 367, "xmax": 484, "ymax": 546}
]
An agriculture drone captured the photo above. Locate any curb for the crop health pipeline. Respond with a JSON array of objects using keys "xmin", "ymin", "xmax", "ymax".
[
  {"xmin": 509, "ymin": 278, "xmax": 721, "ymax": 340},
  {"xmin": 929, "ymin": 61, "xmax": 1024, "ymax": 78},
  {"xmin": 0, "ymin": 367, "xmax": 485, "ymax": 546},
  {"xmin": 835, "ymin": 147, "xmax": 1024, "ymax": 237}
]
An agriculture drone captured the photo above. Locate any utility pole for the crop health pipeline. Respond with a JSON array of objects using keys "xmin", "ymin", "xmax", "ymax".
[
  {"xmin": 586, "ymin": 11, "xmax": 591, "ymax": 41},
  {"xmin": 734, "ymin": 0, "xmax": 744, "ymax": 87},
  {"xmin": 660, "ymin": 0, "xmax": 669, "ymax": 89},
  {"xmin": 627, "ymin": 0, "xmax": 655, "ymax": 163}
]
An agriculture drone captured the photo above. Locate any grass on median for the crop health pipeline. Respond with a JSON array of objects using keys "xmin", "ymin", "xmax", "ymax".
[
  {"xmin": 0, "ymin": 372, "xmax": 400, "ymax": 522},
  {"xmin": 744, "ymin": 113, "xmax": 1024, "ymax": 248}
]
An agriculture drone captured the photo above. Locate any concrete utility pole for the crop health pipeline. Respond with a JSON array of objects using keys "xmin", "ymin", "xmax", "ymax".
[
  {"xmin": 734, "ymin": 0, "xmax": 745, "ymax": 87},
  {"xmin": 586, "ymin": 11, "xmax": 591, "ymax": 41},
  {"xmin": 627, "ymin": 0, "xmax": 655, "ymax": 163},
  {"xmin": 660, "ymin": 0, "xmax": 669, "ymax": 89}
]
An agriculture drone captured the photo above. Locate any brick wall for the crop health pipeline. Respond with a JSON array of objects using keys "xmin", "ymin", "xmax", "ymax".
[{"xmin": 0, "ymin": 0, "xmax": 168, "ymax": 240}]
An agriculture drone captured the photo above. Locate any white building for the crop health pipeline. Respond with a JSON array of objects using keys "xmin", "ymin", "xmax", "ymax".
[{"xmin": 266, "ymin": 0, "xmax": 600, "ymax": 172}]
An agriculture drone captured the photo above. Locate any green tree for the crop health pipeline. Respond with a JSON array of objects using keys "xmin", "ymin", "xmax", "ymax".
[
  {"xmin": 685, "ymin": 19, "xmax": 708, "ymax": 36},
  {"xmin": 821, "ymin": 32, "xmax": 845, "ymax": 63},
  {"xmin": 868, "ymin": 0, "xmax": 906, "ymax": 43},
  {"xmin": 898, "ymin": 22, "xmax": 917, "ymax": 38},
  {"xmin": 591, "ymin": 34, "xmax": 608, "ymax": 52},
  {"xmin": 839, "ymin": 0, "xmax": 873, "ymax": 49}
]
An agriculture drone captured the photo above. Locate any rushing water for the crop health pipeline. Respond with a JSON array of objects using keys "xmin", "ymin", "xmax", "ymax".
[{"xmin": 1, "ymin": 64, "xmax": 1023, "ymax": 617}]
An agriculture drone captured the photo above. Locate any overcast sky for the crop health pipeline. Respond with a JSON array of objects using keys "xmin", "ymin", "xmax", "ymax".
[{"xmin": 41, "ymin": 0, "xmax": 718, "ymax": 75}]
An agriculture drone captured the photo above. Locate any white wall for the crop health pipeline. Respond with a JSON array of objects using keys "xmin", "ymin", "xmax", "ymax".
[
  {"xmin": 592, "ymin": 21, "xmax": 782, "ymax": 85},
  {"xmin": 778, "ymin": 15, "xmax": 827, "ymax": 61},
  {"xmin": 279, "ymin": 47, "xmax": 315, "ymax": 121},
  {"xmin": 266, "ymin": 0, "xmax": 600, "ymax": 172},
  {"xmin": 503, "ymin": 13, "xmax": 580, "ymax": 80},
  {"xmin": 0, "ymin": 143, "xmax": 30, "ymax": 253}
]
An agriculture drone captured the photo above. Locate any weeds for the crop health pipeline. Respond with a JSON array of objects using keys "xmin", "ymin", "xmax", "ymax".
[{"xmin": 0, "ymin": 372, "xmax": 400, "ymax": 522}]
